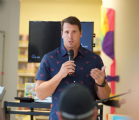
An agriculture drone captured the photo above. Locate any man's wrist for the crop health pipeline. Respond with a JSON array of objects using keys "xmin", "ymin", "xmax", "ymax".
[
  {"xmin": 96, "ymin": 79, "xmax": 106, "ymax": 87},
  {"xmin": 57, "ymin": 72, "xmax": 64, "ymax": 80}
]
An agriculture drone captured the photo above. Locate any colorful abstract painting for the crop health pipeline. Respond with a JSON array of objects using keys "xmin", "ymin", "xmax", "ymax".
[
  {"xmin": 101, "ymin": 7, "xmax": 114, "ymax": 59},
  {"xmin": 101, "ymin": 7, "xmax": 119, "ymax": 114}
]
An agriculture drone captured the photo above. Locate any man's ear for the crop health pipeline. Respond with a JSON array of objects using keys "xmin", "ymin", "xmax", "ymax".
[
  {"xmin": 80, "ymin": 30, "xmax": 82, "ymax": 38},
  {"xmin": 57, "ymin": 111, "xmax": 63, "ymax": 120},
  {"xmin": 92, "ymin": 108, "xmax": 98, "ymax": 120}
]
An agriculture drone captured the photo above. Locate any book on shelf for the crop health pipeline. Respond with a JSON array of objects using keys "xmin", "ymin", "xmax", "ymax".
[
  {"xmin": 18, "ymin": 63, "xmax": 35, "ymax": 73},
  {"xmin": 18, "ymin": 48, "xmax": 28, "ymax": 59},
  {"xmin": 28, "ymin": 77, "xmax": 34, "ymax": 83},
  {"xmin": 17, "ymin": 76, "xmax": 25, "ymax": 88},
  {"xmin": 18, "ymin": 63, "xmax": 27, "ymax": 73},
  {"xmin": 19, "ymin": 34, "xmax": 28, "ymax": 44},
  {"xmin": 17, "ymin": 77, "xmax": 35, "ymax": 89},
  {"xmin": 16, "ymin": 107, "xmax": 29, "ymax": 111},
  {"xmin": 93, "ymin": 37, "xmax": 101, "ymax": 51},
  {"xmin": 108, "ymin": 114, "xmax": 132, "ymax": 120},
  {"xmin": 17, "ymin": 91, "xmax": 24, "ymax": 97},
  {"xmin": 27, "ymin": 63, "xmax": 35, "ymax": 73},
  {"xmin": 24, "ymin": 83, "xmax": 36, "ymax": 98}
]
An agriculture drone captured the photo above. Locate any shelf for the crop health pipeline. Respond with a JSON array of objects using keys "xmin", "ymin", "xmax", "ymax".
[
  {"xmin": 16, "ymin": 116, "xmax": 49, "ymax": 120},
  {"xmin": 17, "ymin": 87, "xmax": 25, "ymax": 91},
  {"xmin": 19, "ymin": 44, "xmax": 28, "ymax": 48},
  {"xmin": 15, "ymin": 116, "xmax": 24, "ymax": 120},
  {"xmin": 35, "ymin": 116, "xmax": 49, "ymax": 120},
  {"xmin": 35, "ymin": 63, "xmax": 40, "ymax": 67},
  {"xmin": 13, "ymin": 109, "xmax": 50, "ymax": 113},
  {"xmin": 18, "ymin": 58, "xmax": 28, "ymax": 62},
  {"xmin": 18, "ymin": 73, "xmax": 36, "ymax": 77}
]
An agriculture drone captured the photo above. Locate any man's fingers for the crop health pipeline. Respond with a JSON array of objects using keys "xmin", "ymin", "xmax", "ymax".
[
  {"xmin": 91, "ymin": 73, "xmax": 102, "ymax": 80},
  {"xmin": 66, "ymin": 66, "xmax": 75, "ymax": 70},
  {"xmin": 91, "ymin": 74, "xmax": 99, "ymax": 80},
  {"xmin": 65, "ymin": 61, "xmax": 76, "ymax": 66},
  {"xmin": 91, "ymin": 72, "xmax": 101, "ymax": 78},
  {"xmin": 101, "ymin": 66, "xmax": 106, "ymax": 73},
  {"xmin": 63, "ymin": 61, "xmax": 76, "ymax": 72},
  {"xmin": 91, "ymin": 69, "xmax": 103, "ymax": 76},
  {"xmin": 69, "ymin": 69, "xmax": 75, "ymax": 73}
]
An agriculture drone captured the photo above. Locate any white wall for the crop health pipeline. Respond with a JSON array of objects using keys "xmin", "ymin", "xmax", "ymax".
[
  {"xmin": 0, "ymin": 0, "xmax": 20, "ymax": 120},
  {"xmin": 102, "ymin": 0, "xmax": 139, "ymax": 119}
]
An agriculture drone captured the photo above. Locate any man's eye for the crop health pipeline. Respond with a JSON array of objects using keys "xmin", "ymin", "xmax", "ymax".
[
  {"xmin": 65, "ymin": 31, "xmax": 69, "ymax": 33},
  {"xmin": 73, "ymin": 31, "xmax": 76, "ymax": 33}
]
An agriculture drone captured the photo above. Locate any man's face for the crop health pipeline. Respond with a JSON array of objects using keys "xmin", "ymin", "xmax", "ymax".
[{"xmin": 62, "ymin": 23, "xmax": 82, "ymax": 50}]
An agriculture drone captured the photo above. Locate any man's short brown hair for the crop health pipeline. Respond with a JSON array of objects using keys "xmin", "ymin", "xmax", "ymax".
[{"xmin": 61, "ymin": 16, "xmax": 81, "ymax": 32}]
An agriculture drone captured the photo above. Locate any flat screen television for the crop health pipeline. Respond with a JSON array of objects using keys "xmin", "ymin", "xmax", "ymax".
[{"xmin": 28, "ymin": 21, "xmax": 94, "ymax": 62}]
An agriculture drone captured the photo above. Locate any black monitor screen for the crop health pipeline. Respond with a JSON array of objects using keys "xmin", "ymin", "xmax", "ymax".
[
  {"xmin": 28, "ymin": 21, "xmax": 94, "ymax": 62},
  {"xmin": 80, "ymin": 22, "xmax": 93, "ymax": 51}
]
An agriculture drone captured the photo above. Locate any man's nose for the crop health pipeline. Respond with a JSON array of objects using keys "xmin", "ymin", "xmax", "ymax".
[{"xmin": 69, "ymin": 33, "xmax": 73, "ymax": 38}]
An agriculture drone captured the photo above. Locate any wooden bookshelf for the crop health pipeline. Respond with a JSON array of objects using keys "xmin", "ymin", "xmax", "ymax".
[
  {"xmin": 17, "ymin": 35, "xmax": 38, "ymax": 101},
  {"xmin": 18, "ymin": 73, "xmax": 36, "ymax": 77},
  {"xmin": 35, "ymin": 63, "xmax": 40, "ymax": 68},
  {"xmin": 18, "ymin": 58, "xmax": 28, "ymax": 62},
  {"xmin": 35, "ymin": 116, "xmax": 49, "ymax": 120},
  {"xmin": 19, "ymin": 44, "xmax": 28, "ymax": 48},
  {"xmin": 17, "ymin": 87, "xmax": 25, "ymax": 91}
]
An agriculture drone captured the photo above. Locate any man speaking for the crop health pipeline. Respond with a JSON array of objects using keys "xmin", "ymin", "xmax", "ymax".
[{"xmin": 35, "ymin": 16, "xmax": 111, "ymax": 120}]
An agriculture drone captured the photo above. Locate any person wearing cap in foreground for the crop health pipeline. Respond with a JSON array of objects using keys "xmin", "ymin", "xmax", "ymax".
[{"xmin": 58, "ymin": 83, "xmax": 98, "ymax": 120}]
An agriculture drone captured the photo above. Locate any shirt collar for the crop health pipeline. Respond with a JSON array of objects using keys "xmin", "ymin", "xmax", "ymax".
[
  {"xmin": 60, "ymin": 44, "xmax": 67, "ymax": 57},
  {"xmin": 60, "ymin": 44, "xmax": 85, "ymax": 57},
  {"xmin": 78, "ymin": 45, "xmax": 85, "ymax": 57}
]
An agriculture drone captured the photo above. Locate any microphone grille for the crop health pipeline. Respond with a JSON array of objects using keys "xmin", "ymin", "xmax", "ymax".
[{"xmin": 68, "ymin": 49, "xmax": 74, "ymax": 56}]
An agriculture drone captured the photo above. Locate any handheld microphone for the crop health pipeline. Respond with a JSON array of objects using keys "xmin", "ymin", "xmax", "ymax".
[{"xmin": 68, "ymin": 49, "xmax": 74, "ymax": 76}]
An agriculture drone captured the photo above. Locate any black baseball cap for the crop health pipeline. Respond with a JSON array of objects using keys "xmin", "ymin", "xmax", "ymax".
[{"xmin": 58, "ymin": 83, "xmax": 95, "ymax": 119}]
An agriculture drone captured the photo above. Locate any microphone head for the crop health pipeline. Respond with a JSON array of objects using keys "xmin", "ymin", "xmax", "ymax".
[{"xmin": 68, "ymin": 49, "xmax": 74, "ymax": 56}]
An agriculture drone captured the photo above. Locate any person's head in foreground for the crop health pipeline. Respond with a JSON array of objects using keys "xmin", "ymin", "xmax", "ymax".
[{"xmin": 58, "ymin": 83, "xmax": 98, "ymax": 120}]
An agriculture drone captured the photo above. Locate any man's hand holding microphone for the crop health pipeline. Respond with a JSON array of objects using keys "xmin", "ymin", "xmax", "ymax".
[{"xmin": 58, "ymin": 49, "xmax": 76, "ymax": 79}]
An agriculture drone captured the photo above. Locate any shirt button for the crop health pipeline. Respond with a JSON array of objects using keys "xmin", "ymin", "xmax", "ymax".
[{"xmin": 74, "ymin": 81, "xmax": 76, "ymax": 82}]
